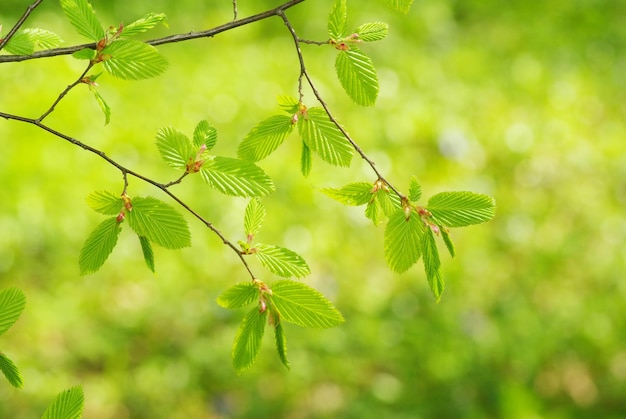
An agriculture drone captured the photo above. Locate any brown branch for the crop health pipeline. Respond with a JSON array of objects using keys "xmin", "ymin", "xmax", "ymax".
[
  {"xmin": 0, "ymin": 0, "xmax": 45, "ymax": 52},
  {"xmin": 38, "ymin": 62, "xmax": 93, "ymax": 122}
]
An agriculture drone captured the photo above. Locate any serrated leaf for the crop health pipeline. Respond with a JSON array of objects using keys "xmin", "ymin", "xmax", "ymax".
[
  {"xmin": 335, "ymin": 47, "xmax": 379, "ymax": 106},
  {"xmin": 244, "ymin": 198, "xmax": 266, "ymax": 237},
  {"xmin": 355, "ymin": 22, "xmax": 389, "ymax": 42},
  {"xmin": 232, "ymin": 307, "xmax": 267, "ymax": 374},
  {"xmin": 375, "ymin": 187, "xmax": 401, "ymax": 216},
  {"xmin": 409, "ymin": 176, "xmax": 422, "ymax": 202},
  {"xmin": 42, "ymin": 385, "xmax": 84, "ymax": 419},
  {"xmin": 79, "ymin": 217, "xmax": 122, "ymax": 275},
  {"xmin": 384, "ymin": 209, "xmax": 424, "ymax": 273},
  {"xmin": 126, "ymin": 196, "xmax": 191, "ymax": 249},
  {"xmin": 320, "ymin": 182, "xmax": 372, "ymax": 206},
  {"xmin": 277, "ymin": 95, "xmax": 299, "ymax": 114},
  {"xmin": 270, "ymin": 280, "xmax": 344, "ymax": 328},
  {"xmin": 0, "ymin": 353, "xmax": 23, "ymax": 388},
  {"xmin": 427, "ymin": 191, "xmax": 496, "ymax": 227},
  {"xmin": 274, "ymin": 321, "xmax": 289, "ymax": 369},
  {"xmin": 440, "ymin": 226, "xmax": 456, "ymax": 258},
  {"xmin": 192, "ymin": 120, "xmax": 217, "ymax": 150},
  {"xmin": 85, "ymin": 190, "xmax": 122, "ymax": 215},
  {"xmin": 89, "ymin": 85, "xmax": 111, "ymax": 125},
  {"xmin": 3, "ymin": 31, "xmax": 34, "ymax": 55},
  {"xmin": 422, "ymin": 228, "xmax": 444, "ymax": 301},
  {"xmin": 300, "ymin": 142, "xmax": 312, "ymax": 178},
  {"xmin": 365, "ymin": 198, "xmax": 383, "ymax": 226},
  {"xmin": 238, "ymin": 115, "xmax": 294, "ymax": 162},
  {"xmin": 102, "ymin": 40, "xmax": 168, "ymax": 80},
  {"xmin": 4, "ymin": 28, "xmax": 63, "ymax": 55},
  {"xmin": 60, "ymin": 0, "xmax": 104, "ymax": 41},
  {"xmin": 255, "ymin": 244, "xmax": 310, "ymax": 279},
  {"xmin": 217, "ymin": 282, "xmax": 259, "ymax": 309},
  {"xmin": 155, "ymin": 126, "xmax": 194, "ymax": 170},
  {"xmin": 298, "ymin": 107, "xmax": 353, "ymax": 167},
  {"xmin": 200, "ymin": 156, "xmax": 275, "ymax": 197},
  {"xmin": 122, "ymin": 13, "xmax": 168, "ymax": 38},
  {"xmin": 328, "ymin": 0, "xmax": 348, "ymax": 40},
  {"xmin": 72, "ymin": 48, "xmax": 96, "ymax": 60},
  {"xmin": 138, "ymin": 236, "xmax": 155, "ymax": 273},
  {"xmin": 384, "ymin": 0, "xmax": 414, "ymax": 14},
  {"xmin": 0, "ymin": 287, "xmax": 26, "ymax": 336}
]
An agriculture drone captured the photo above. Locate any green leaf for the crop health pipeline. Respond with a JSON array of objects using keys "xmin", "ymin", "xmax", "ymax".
[
  {"xmin": 200, "ymin": 156, "xmax": 275, "ymax": 197},
  {"xmin": 255, "ymin": 244, "xmax": 310, "ymax": 279},
  {"xmin": 126, "ymin": 196, "xmax": 191, "ymax": 249},
  {"xmin": 273, "ymin": 321, "xmax": 289, "ymax": 370},
  {"xmin": 217, "ymin": 282, "xmax": 259, "ymax": 309},
  {"xmin": 3, "ymin": 31, "xmax": 34, "ymax": 55},
  {"xmin": 277, "ymin": 95, "xmax": 299, "ymax": 114},
  {"xmin": 102, "ymin": 40, "xmax": 168, "ymax": 80},
  {"xmin": 42, "ymin": 385, "xmax": 84, "ymax": 419},
  {"xmin": 328, "ymin": 0, "xmax": 348, "ymax": 40},
  {"xmin": 60, "ymin": 0, "xmax": 104, "ymax": 41},
  {"xmin": 232, "ymin": 307, "xmax": 267, "ymax": 374},
  {"xmin": 85, "ymin": 190, "xmax": 122, "ymax": 215},
  {"xmin": 192, "ymin": 120, "xmax": 217, "ymax": 150},
  {"xmin": 384, "ymin": 208, "xmax": 424, "ymax": 273},
  {"xmin": 122, "ymin": 13, "xmax": 168, "ymax": 38},
  {"xmin": 79, "ymin": 217, "xmax": 122, "ymax": 275},
  {"xmin": 355, "ymin": 22, "xmax": 389, "ymax": 42},
  {"xmin": 155, "ymin": 126, "xmax": 194, "ymax": 170},
  {"xmin": 384, "ymin": 0, "xmax": 414, "ymax": 14},
  {"xmin": 427, "ymin": 191, "xmax": 496, "ymax": 227},
  {"xmin": 138, "ymin": 236, "xmax": 155, "ymax": 273},
  {"xmin": 72, "ymin": 48, "xmax": 96, "ymax": 60},
  {"xmin": 422, "ymin": 228, "xmax": 444, "ymax": 301},
  {"xmin": 409, "ymin": 176, "xmax": 422, "ymax": 202},
  {"xmin": 237, "ymin": 115, "xmax": 294, "ymax": 162},
  {"xmin": 88, "ymin": 85, "xmax": 111, "ymax": 125},
  {"xmin": 0, "ymin": 353, "xmax": 23, "ymax": 388},
  {"xmin": 270, "ymin": 280, "xmax": 344, "ymax": 328},
  {"xmin": 300, "ymin": 142, "xmax": 312, "ymax": 178},
  {"xmin": 375, "ymin": 187, "xmax": 401, "ymax": 216},
  {"xmin": 320, "ymin": 182, "xmax": 373, "ymax": 206},
  {"xmin": 244, "ymin": 198, "xmax": 266, "ymax": 237},
  {"xmin": 298, "ymin": 107, "xmax": 353, "ymax": 167},
  {"xmin": 335, "ymin": 47, "xmax": 379, "ymax": 106},
  {"xmin": 0, "ymin": 287, "xmax": 26, "ymax": 336},
  {"xmin": 4, "ymin": 28, "xmax": 63, "ymax": 55},
  {"xmin": 440, "ymin": 227, "xmax": 456, "ymax": 258},
  {"xmin": 365, "ymin": 198, "xmax": 384, "ymax": 226}
]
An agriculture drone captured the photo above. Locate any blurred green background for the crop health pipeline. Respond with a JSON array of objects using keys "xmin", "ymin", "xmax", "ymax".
[{"xmin": 1, "ymin": 0, "xmax": 625, "ymax": 417}]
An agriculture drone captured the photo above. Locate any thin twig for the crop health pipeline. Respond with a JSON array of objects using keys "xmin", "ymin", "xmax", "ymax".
[
  {"xmin": 0, "ymin": 0, "xmax": 45, "ymax": 52},
  {"xmin": 38, "ymin": 62, "xmax": 93, "ymax": 122},
  {"xmin": 232, "ymin": 0, "xmax": 238, "ymax": 21}
]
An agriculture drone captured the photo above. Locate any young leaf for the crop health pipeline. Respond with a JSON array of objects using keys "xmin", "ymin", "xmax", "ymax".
[
  {"xmin": 237, "ymin": 115, "xmax": 294, "ymax": 162},
  {"xmin": 232, "ymin": 307, "xmax": 267, "ymax": 374},
  {"xmin": 60, "ymin": 0, "xmax": 105, "ymax": 41},
  {"xmin": 375, "ymin": 187, "xmax": 401, "ymax": 216},
  {"xmin": 126, "ymin": 196, "xmax": 191, "ymax": 249},
  {"xmin": 384, "ymin": 208, "xmax": 424, "ymax": 273},
  {"xmin": 320, "ymin": 182, "xmax": 373, "ymax": 206},
  {"xmin": 0, "ymin": 287, "xmax": 26, "ymax": 336},
  {"xmin": 427, "ymin": 191, "xmax": 496, "ymax": 227},
  {"xmin": 270, "ymin": 280, "xmax": 344, "ymax": 328},
  {"xmin": 122, "ymin": 13, "xmax": 168, "ymax": 38},
  {"xmin": 72, "ymin": 48, "xmax": 96, "ymax": 60},
  {"xmin": 277, "ymin": 95, "xmax": 299, "ymax": 114},
  {"xmin": 88, "ymin": 85, "xmax": 111, "ymax": 125},
  {"xmin": 4, "ymin": 28, "xmax": 63, "ymax": 55},
  {"xmin": 273, "ymin": 321, "xmax": 289, "ymax": 369},
  {"xmin": 422, "ymin": 228, "xmax": 444, "ymax": 301},
  {"xmin": 244, "ymin": 198, "xmax": 266, "ymax": 238},
  {"xmin": 102, "ymin": 40, "xmax": 168, "ymax": 80},
  {"xmin": 384, "ymin": 0, "xmax": 414, "ymax": 14},
  {"xmin": 255, "ymin": 244, "xmax": 311, "ymax": 279},
  {"xmin": 85, "ymin": 190, "xmax": 122, "ymax": 215},
  {"xmin": 300, "ymin": 142, "xmax": 312, "ymax": 178},
  {"xmin": 0, "ymin": 353, "xmax": 23, "ymax": 388},
  {"xmin": 138, "ymin": 236, "xmax": 155, "ymax": 273},
  {"xmin": 335, "ymin": 47, "xmax": 379, "ymax": 106},
  {"xmin": 328, "ymin": 0, "xmax": 348, "ymax": 40},
  {"xmin": 217, "ymin": 282, "xmax": 259, "ymax": 309},
  {"xmin": 79, "ymin": 217, "xmax": 122, "ymax": 275},
  {"xmin": 155, "ymin": 126, "xmax": 194, "ymax": 170},
  {"xmin": 440, "ymin": 227, "xmax": 456, "ymax": 258},
  {"xmin": 298, "ymin": 107, "xmax": 353, "ymax": 167},
  {"xmin": 41, "ymin": 385, "xmax": 84, "ymax": 419},
  {"xmin": 192, "ymin": 120, "xmax": 217, "ymax": 150},
  {"xmin": 409, "ymin": 176, "xmax": 422, "ymax": 202},
  {"xmin": 200, "ymin": 156, "xmax": 275, "ymax": 197},
  {"xmin": 355, "ymin": 22, "xmax": 389, "ymax": 42},
  {"xmin": 3, "ymin": 31, "xmax": 34, "ymax": 55},
  {"xmin": 365, "ymin": 198, "xmax": 384, "ymax": 226}
]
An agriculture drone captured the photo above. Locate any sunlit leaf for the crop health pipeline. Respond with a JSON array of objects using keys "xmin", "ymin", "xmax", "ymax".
[
  {"xmin": 277, "ymin": 95, "xmax": 299, "ymax": 114},
  {"xmin": 298, "ymin": 107, "xmax": 353, "ymax": 167},
  {"xmin": 320, "ymin": 182, "xmax": 373, "ymax": 206},
  {"xmin": 122, "ymin": 13, "xmax": 168, "ymax": 38},
  {"xmin": 102, "ymin": 39, "xmax": 168, "ymax": 80},
  {"xmin": 217, "ymin": 282, "xmax": 259, "ymax": 309},
  {"xmin": 3, "ymin": 31, "xmax": 34, "ymax": 55},
  {"xmin": 409, "ymin": 176, "xmax": 422, "ymax": 202},
  {"xmin": 355, "ymin": 22, "xmax": 389, "ymax": 42},
  {"xmin": 79, "ymin": 217, "xmax": 122, "ymax": 275},
  {"xmin": 72, "ymin": 48, "xmax": 96, "ymax": 60},
  {"xmin": 440, "ymin": 227, "xmax": 456, "ymax": 258},
  {"xmin": 300, "ymin": 142, "xmax": 312, "ymax": 177},
  {"xmin": 192, "ymin": 120, "xmax": 217, "ymax": 151},
  {"xmin": 85, "ymin": 190, "xmax": 122, "ymax": 215},
  {"xmin": 328, "ymin": 0, "xmax": 348, "ymax": 40},
  {"xmin": 270, "ymin": 280, "xmax": 344, "ymax": 328},
  {"xmin": 0, "ymin": 287, "xmax": 26, "ymax": 336},
  {"xmin": 427, "ymin": 191, "xmax": 496, "ymax": 227},
  {"xmin": 88, "ymin": 85, "xmax": 111, "ymax": 125},
  {"xmin": 422, "ymin": 228, "xmax": 444, "ymax": 301},
  {"xmin": 155, "ymin": 126, "xmax": 194, "ymax": 170},
  {"xmin": 238, "ymin": 115, "xmax": 295, "ymax": 162},
  {"xmin": 244, "ymin": 198, "xmax": 266, "ymax": 237},
  {"xmin": 273, "ymin": 321, "xmax": 289, "ymax": 370},
  {"xmin": 200, "ymin": 156, "xmax": 275, "ymax": 197},
  {"xmin": 255, "ymin": 244, "xmax": 310, "ymax": 279},
  {"xmin": 365, "ymin": 198, "xmax": 383, "ymax": 226},
  {"xmin": 60, "ymin": 0, "xmax": 104, "ymax": 41},
  {"xmin": 384, "ymin": 208, "xmax": 424, "ymax": 273},
  {"xmin": 384, "ymin": 0, "xmax": 414, "ymax": 14},
  {"xmin": 335, "ymin": 47, "xmax": 379, "ymax": 106},
  {"xmin": 4, "ymin": 28, "xmax": 63, "ymax": 55},
  {"xmin": 127, "ymin": 196, "xmax": 191, "ymax": 249},
  {"xmin": 41, "ymin": 385, "xmax": 84, "ymax": 419},
  {"xmin": 375, "ymin": 187, "xmax": 401, "ymax": 216},
  {"xmin": 232, "ymin": 307, "xmax": 267, "ymax": 374},
  {"xmin": 0, "ymin": 353, "xmax": 23, "ymax": 388},
  {"xmin": 138, "ymin": 236, "xmax": 155, "ymax": 273}
]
